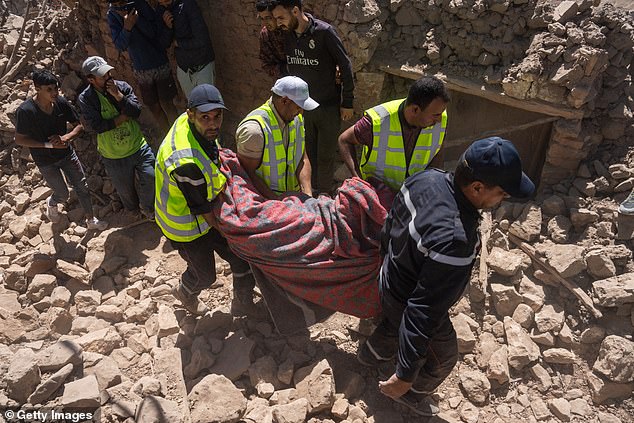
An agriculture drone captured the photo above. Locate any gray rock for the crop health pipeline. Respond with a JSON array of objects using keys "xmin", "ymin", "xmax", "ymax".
[
  {"xmin": 74, "ymin": 290, "xmax": 102, "ymax": 316},
  {"xmin": 451, "ymin": 313, "xmax": 477, "ymax": 353},
  {"xmin": 504, "ymin": 316, "xmax": 540, "ymax": 370},
  {"xmin": 512, "ymin": 303, "xmax": 535, "ymax": 329},
  {"xmin": 95, "ymin": 304, "xmax": 124, "ymax": 322},
  {"xmin": 487, "ymin": 346, "xmax": 509, "ymax": 385},
  {"xmin": 28, "ymin": 363, "xmax": 73, "ymax": 405},
  {"xmin": 542, "ymin": 195, "xmax": 566, "ymax": 216},
  {"xmin": 535, "ymin": 304, "xmax": 565, "ymax": 333},
  {"xmin": 271, "ymin": 398, "xmax": 309, "ymax": 423},
  {"xmin": 26, "ymin": 273, "xmax": 57, "ymax": 302},
  {"xmin": 540, "ymin": 243, "xmax": 586, "ymax": 278},
  {"xmin": 84, "ymin": 355, "xmax": 122, "ymax": 390},
  {"xmin": 569, "ymin": 398, "xmax": 591, "ymax": 416},
  {"xmin": 543, "ymin": 348, "xmax": 576, "ymax": 364},
  {"xmin": 61, "ymin": 375, "xmax": 100, "ymax": 409},
  {"xmin": 56, "ymin": 259, "xmax": 91, "ymax": 284},
  {"xmin": 597, "ymin": 412, "xmax": 623, "ymax": 423},
  {"xmin": 586, "ymin": 371, "xmax": 633, "ymax": 404},
  {"xmin": 331, "ymin": 397, "xmax": 349, "ymax": 419},
  {"xmin": 189, "ymin": 374, "xmax": 247, "ymax": 423},
  {"xmin": 586, "ymin": 251, "xmax": 617, "ymax": 279},
  {"xmin": 294, "ymin": 359, "xmax": 335, "ymax": 414},
  {"xmin": 132, "ymin": 376, "xmax": 164, "ymax": 397},
  {"xmin": 343, "ymin": 0, "xmax": 380, "ymax": 24},
  {"xmin": 475, "ymin": 332, "xmax": 499, "ymax": 369},
  {"xmin": 269, "ymin": 388, "xmax": 298, "ymax": 406},
  {"xmin": 593, "ymin": 335, "xmax": 634, "ymax": 383},
  {"xmin": 124, "ymin": 297, "xmax": 156, "ymax": 323},
  {"xmin": 548, "ymin": 398, "xmax": 571, "ymax": 421},
  {"xmin": 519, "ymin": 276, "xmax": 546, "ymax": 311},
  {"xmin": 37, "ymin": 340, "xmax": 83, "ymax": 372},
  {"xmin": 530, "ymin": 397, "xmax": 551, "ymax": 420},
  {"xmin": 184, "ymin": 338, "xmax": 215, "ymax": 379},
  {"xmin": 136, "ymin": 396, "xmax": 185, "ymax": 423},
  {"xmin": 487, "ymin": 247, "xmax": 525, "ymax": 276},
  {"xmin": 209, "ymin": 330, "xmax": 254, "ymax": 381},
  {"xmin": 460, "ymin": 370, "xmax": 491, "ymax": 404},
  {"xmin": 75, "ymin": 327, "xmax": 123, "ymax": 355},
  {"xmin": 50, "ymin": 286, "xmax": 71, "ymax": 308},
  {"xmin": 491, "ymin": 283, "xmax": 524, "ymax": 316},
  {"xmin": 547, "ymin": 215, "xmax": 571, "ymax": 243},
  {"xmin": 592, "ymin": 273, "xmax": 634, "ymax": 307},
  {"xmin": 530, "ymin": 364, "xmax": 552, "ymax": 392},
  {"xmin": 509, "ymin": 203, "xmax": 542, "ymax": 242},
  {"xmin": 570, "ymin": 208, "xmax": 599, "ymax": 228},
  {"xmin": 6, "ymin": 348, "xmax": 40, "ymax": 403},
  {"xmin": 158, "ymin": 304, "xmax": 179, "ymax": 338}
]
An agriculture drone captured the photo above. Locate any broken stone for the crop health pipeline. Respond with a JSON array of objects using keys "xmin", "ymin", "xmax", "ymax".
[
  {"xmin": 548, "ymin": 397, "xmax": 571, "ymax": 421},
  {"xmin": 6, "ymin": 348, "xmax": 40, "ymax": 403},
  {"xmin": 586, "ymin": 251, "xmax": 617, "ymax": 279},
  {"xmin": 188, "ymin": 374, "xmax": 247, "ymax": 423},
  {"xmin": 50, "ymin": 286, "xmax": 71, "ymax": 308},
  {"xmin": 56, "ymin": 259, "xmax": 91, "ymax": 284},
  {"xmin": 132, "ymin": 376, "xmax": 164, "ymax": 397},
  {"xmin": 512, "ymin": 303, "xmax": 535, "ymax": 329},
  {"xmin": 487, "ymin": 247, "xmax": 525, "ymax": 276},
  {"xmin": 580, "ymin": 326, "xmax": 606, "ymax": 344},
  {"xmin": 294, "ymin": 359, "xmax": 336, "ymax": 414},
  {"xmin": 124, "ymin": 297, "xmax": 157, "ymax": 323},
  {"xmin": 26, "ymin": 273, "xmax": 57, "ymax": 302},
  {"xmin": 586, "ymin": 371, "xmax": 634, "ymax": 404},
  {"xmin": 592, "ymin": 335, "xmax": 634, "ymax": 383},
  {"xmin": 158, "ymin": 304, "xmax": 180, "ymax": 338},
  {"xmin": 75, "ymin": 327, "xmax": 123, "ymax": 355},
  {"xmin": 540, "ymin": 243, "xmax": 587, "ymax": 278},
  {"xmin": 592, "ymin": 273, "xmax": 634, "ymax": 307},
  {"xmin": 84, "ymin": 355, "xmax": 122, "ymax": 390},
  {"xmin": 61, "ymin": 375, "xmax": 100, "ymax": 409},
  {"xmin": 209, "ymin": 330, "xmax": 255, "ymax": 381},
  {"xmin": 530, "ymin": 397, "xmax": 551, "ymax": 420},
  {"xmin": 570, "ymin": 208, "xmax": 599, "ymax": 228},
  {"xmin": 74, "ymin": 290, "xmax": 102, "ymax": 316},
  {"xmin": 452, "ymin": 313, "xmax": 477, "ymax": 353},
  {"xmin": 547, "ymin": 215, "xmax": 571, "ymax": 243},
  {"xmin": 542, "ymin": 348, "xmax": 576, "ymax": 364},
  {"xmin": 95, "ymin": 304, "xmax": 124, "ymax": 322},
  {"xmin": 509, "ymin": 203, "xmax": 542, "ymax": 242},
  {"xmin": 535, "ymin": 304, "xmax": 565, "ymax": 333},
  {"xmin": 530, "ymin": 364, "xmax": 552, "ymax": 392},
  {"xmin": 28, "ymin": 362, "xmax": 73, "ymax": 405},
  {"xmin": 136, "ymin": 396, "xmax": 185, "ymax": 423},
  {"xmin": 487, "ymin": 346, "xmax": 510, "ymax": 385},
  {"xmin": 490, "ymin": 283, "xmax": 524, "ymax": 316},
  {"xmin": 271, "ymin": 397, "xmax": 309, "ymax": 423},
  {"xmin": 37, "ymin": 340, "xmax": 82, "ymax": 372},
  {"xmin": 194, "ymin": 306, "xmax": 233, "ymax": 335},
  {"xmin": 504, "ymin": 316, "xmax": 540, "ymax": 370}
]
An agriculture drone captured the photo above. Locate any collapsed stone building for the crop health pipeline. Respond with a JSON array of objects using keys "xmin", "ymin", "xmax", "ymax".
[{"xmin": 0, "ymin": 0, "xmax": 632, "ymax": 422}]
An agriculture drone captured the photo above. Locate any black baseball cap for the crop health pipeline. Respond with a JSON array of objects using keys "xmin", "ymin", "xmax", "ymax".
[
  {"xmin": 460, "ymin": 137, "xmax": 535, "ymax": 198},
  {"xmin": 187, "ymin": 84, "xmax": 227, "ymax": 113}
]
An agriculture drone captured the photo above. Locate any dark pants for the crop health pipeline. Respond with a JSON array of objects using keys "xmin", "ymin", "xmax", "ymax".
[
  {"xmin": 170, "ymin": 228, "xmax": 255, "ymax": 297},
  {"xmin": 303, "ymin": 104, "xmax": 341, "ymax": 193},
  {"xmin": 368, "ymin": 275, "xmax": 459, "ymax": 395},
  {"xmin": 38, "ymin": 150, "xmax": 93, "ymax": 216}
]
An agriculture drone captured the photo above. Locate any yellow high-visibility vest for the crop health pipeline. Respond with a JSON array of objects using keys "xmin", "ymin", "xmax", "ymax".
[
  {"xmin": 361, "ymin": 99, "xmax": 447, "ymax": 190},
  {"xmin": 155, "ymin": 113, "xmax": 226, "ymax": 242}
]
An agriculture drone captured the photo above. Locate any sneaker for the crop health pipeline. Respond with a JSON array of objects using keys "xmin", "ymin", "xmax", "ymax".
[
  {"xmin": 619, "ymin": 189, "xmax": 634, "ymax": 215},
  {"xmin": 86, "ymin": 217, "xmax": 108, "ymax": 231},
  {"xmin": 357, "ymin": 338, "xmax": 395, "ymax": 367},
  {"xmin": 46, "ymin": 196, "xmax": 60, "ymax": 223},
  {"xmin": 392, "ymin": 392, "xmax": 440, "ymax": 417},
  {"xmin": 230, "ymin": 292, "xmax": 269, "ymax": 319},
  {"xmin": 171, "ymin": 284, "xmax": 209, "ymax": 316}
]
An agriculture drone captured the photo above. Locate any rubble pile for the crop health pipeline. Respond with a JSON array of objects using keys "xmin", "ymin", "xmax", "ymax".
[{"xmin": 0, "ymin": 1, "xmax": 632, "ymax": 422}]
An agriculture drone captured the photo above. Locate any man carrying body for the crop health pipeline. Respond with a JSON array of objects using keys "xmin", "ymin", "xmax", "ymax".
[
  {"xmin": 256, "ymin": 0, "xmax": 287, "ymax": 78},
  {"xmin": 338, "ymin": 76, "xmax": 449, "ymax": 191},
  {"xmin": 357, "ymin": 137, "xmax": 534, "ymax": 416},
  {"xmin": 15, "ymin": 70, "xmax": 107, "ymax": 231},
  {"xmin": 236, "ymin": 76, "xmax": 318, "ymax": 199},
  {"xmin": 78, "ymin": 56, "xmax": 156, "ymax": 220},
  {"xmin": 155, "ymin": 84, "xmax": 261, "ymax": 317},
  {"xmin": 271, "ymin": 0, "xmax": 354, "ymax": 194},
  {"xmin": 156, "ymin": 0, "xmax": 216, "ymax": 98},
  {"xmin": 108, "ymin": 0, "xmax": 178, "ymax": 133}
]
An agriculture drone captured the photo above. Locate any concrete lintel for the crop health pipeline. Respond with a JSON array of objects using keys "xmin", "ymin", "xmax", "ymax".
[{"xmin": 380, "ymin": 65, "xmax": 585, "ymax": 120}]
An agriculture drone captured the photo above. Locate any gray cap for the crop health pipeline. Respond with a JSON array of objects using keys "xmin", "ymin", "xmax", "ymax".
[
  {"xmin": 271, "ymin": 76, "xmax": 319, "ymax": 111},
  {"xmin": 82, "ymin": 56, "xmax": 114, "ymax": 77}
]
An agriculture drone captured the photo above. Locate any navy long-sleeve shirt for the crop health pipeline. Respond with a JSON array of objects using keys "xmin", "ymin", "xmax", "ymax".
[
  {"xmin": 283, "ymin": 14, "xmax": 354, "ymax": 108},
  {"xmin": 78, "ymin": 81, "xmax": 142, "ymax": 134},
  {"xmin": 380, "ymin": 169, "xmax": 481, "ymax": 382},
  {"xmin": 108, "ymin": 0, "xmax": 169, "ymax": 71},
  {"xmin": 156, "ymin": 0, "xmax": 215, "ymax": 71}
]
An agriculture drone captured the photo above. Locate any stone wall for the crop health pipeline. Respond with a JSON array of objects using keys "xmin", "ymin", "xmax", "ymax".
[{"xmin": 66, "ymin": 0, "xmax": 634, "ymax": 185}]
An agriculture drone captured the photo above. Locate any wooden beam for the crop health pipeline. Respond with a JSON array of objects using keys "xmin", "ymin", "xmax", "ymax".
[
  {"xmin": 509, "ymin": 233, "xmax": 603, "ymax": 319},
  {"xmin": 445, "ymin": 116, "xmax": 560, "ymax": 151},
  {"xmin": 379, "ymin": 65, "xmax": 585, "ymax": 120},
  {"xmin": 471, "ymin": 211, "xmax": 492, "ymax": 302}
]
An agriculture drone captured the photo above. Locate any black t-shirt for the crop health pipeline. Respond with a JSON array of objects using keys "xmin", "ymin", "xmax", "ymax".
[{"xmin": 15, "ymin": 96, "xmax": 80, "ymax": 166}]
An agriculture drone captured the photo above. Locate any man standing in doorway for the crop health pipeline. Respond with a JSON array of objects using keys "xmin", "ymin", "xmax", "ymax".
[
  {"xmin": 357, "ymin": 137, "xmax": 535, "ymax": 416},
  {"xmin": 15, "ymin": 70, "xmax": 107, "ymax": 230},
  {"xmin": 236, "ymin": 75, "xmax": 318, "ymax": 199},
  {"xmin": 338, "ymin": 76, "xmax": 449, "ymax": 191},
  {"xmin": 108, "ymin": 0, "xmax": 178, "ymax": 133},
  {"xmin": 156, "ymin": 0, "xmax": 216, "ymax": 98},
  {"xmin": 155, "ymin": 84, "xmax": 262, "ymax": 317},
  {"xmin": 78, "ymin": 56, "xmax": 156, "ymax": 221},
  {"xmin": 271, "ymin": 0, "xmax": 354, "ymax": 195}
]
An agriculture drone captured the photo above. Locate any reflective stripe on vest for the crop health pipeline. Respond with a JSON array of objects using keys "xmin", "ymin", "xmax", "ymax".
[
  {"xmin": 361, "ymin": 99, "xmax": 447, "ymax": 190},
  {"xmin": 239, "ymin": 103, "xmax": 304, "ymax": 193},
  {"xmin": 155, "ymin": 113, "xmax": 226, "ymax": 242}
]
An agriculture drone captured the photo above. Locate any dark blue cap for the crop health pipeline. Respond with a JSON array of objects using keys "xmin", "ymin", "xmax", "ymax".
[
  {"xmin": 187, "ymin": 84, "xmax": 227, "ymax": 113},
  {"xmin": 460, "ymin": 137, "xmax": 535, "ymax": 198}
]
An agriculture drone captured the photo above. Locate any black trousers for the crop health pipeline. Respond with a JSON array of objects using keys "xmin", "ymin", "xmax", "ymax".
[
  {"xmin": 368, "ymin": 275, "xmax": 459, "ymax": 395},
  {"xmin": 170, "ymin": 228, "xmax": 255, "ymax": 296}
]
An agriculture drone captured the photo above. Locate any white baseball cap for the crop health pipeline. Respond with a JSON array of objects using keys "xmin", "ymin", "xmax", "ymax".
[
  {"xmin": 82, "ymin": 56, "xmax": 114, "ymax": 77},
  {"xmin": 271, "ymin": 76, "xmax": 319, "ymax": 111}
]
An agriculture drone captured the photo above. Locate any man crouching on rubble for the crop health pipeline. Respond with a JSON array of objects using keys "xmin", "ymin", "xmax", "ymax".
[{"xmin": 357, "ymin": 137, "xmax": 535, "ymax": 416}]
